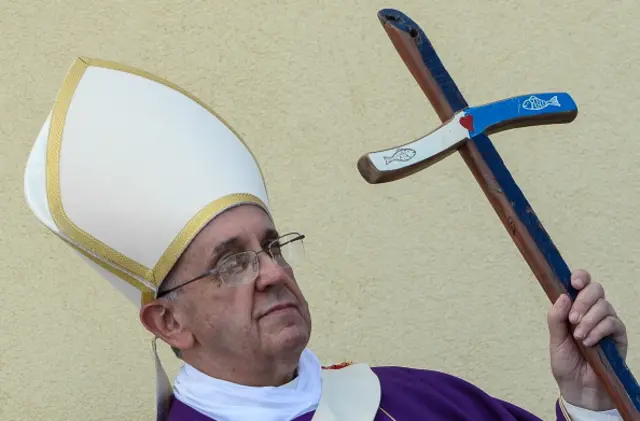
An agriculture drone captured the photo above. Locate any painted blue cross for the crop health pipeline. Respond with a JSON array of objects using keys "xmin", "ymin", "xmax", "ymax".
[{"xmin": 357, "ymin": 9, "xmax": 640, "ymax": 420}]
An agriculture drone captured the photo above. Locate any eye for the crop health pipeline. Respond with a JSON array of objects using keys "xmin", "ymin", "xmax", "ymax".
[
  {"xmin": 263, "ymin": 237, "xmax": 279, "ymax": 248},
  {"xmin": 219, "ymin": 253, "xmax": 251, "ymax": 275},
  {"xmin": 270, "ymin": 243, "xmax": 283, "ymax": 257}
]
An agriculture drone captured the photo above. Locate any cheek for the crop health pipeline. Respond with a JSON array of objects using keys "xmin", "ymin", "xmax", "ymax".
[
  {"xmin": 287, "ymin": 277, "xmax": 308, "ymax": 305},
  {"xmin": 182, "ymin": 290, "xmax": 224, "ymax": 331},
  {"xmin": 285, "ymin": 280, "xmax": 311, "ymax": 322},
  {"xmin": 193, "ymin": 287, "xmax": 255, "ymax": 332}
]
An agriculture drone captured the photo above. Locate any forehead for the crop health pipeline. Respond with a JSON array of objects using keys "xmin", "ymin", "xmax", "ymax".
[
  {"xmin": 161, "ymin": 205, "xmax": 275, "ymax": 285},
  {"xmin": 191, "ymin": 204, "xmax": 274, "ymax": 249}
]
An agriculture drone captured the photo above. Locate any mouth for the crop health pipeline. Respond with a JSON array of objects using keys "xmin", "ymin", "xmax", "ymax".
[{"xmin": 260, "ymin": 303, "xmax": 298, "ymax": 318}]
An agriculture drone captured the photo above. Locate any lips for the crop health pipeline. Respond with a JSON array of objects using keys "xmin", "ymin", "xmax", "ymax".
[{"xmin": 260, "ymin": 303, "xmax": 297, "ymax": 318}]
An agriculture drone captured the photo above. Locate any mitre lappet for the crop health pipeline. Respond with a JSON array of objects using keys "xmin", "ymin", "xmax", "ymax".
[{"xmin": 23, "ymin": 57, "xmax": 272, "ymax": 421}]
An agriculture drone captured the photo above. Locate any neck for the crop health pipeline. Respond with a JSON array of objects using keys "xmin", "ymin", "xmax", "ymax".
[{"xmin": 184, "ymin": 350, "xmax": 301, "ymax": 387}]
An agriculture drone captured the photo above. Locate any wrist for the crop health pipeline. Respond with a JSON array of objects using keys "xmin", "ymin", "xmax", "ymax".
[{"xmin": 560, "ymin": 386, "xmax": 615, "ymax": 412}]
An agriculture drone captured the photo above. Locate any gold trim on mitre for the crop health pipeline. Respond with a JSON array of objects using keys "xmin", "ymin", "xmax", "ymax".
[
  {"xmin": 44, "ymin": 57, "xmax": 271, "ymax": 301},
  {"xmin": 63, "ymin": 237, "xmax": 157, "ymax": 306},
  {"xmin": 151, "ymin": 193, "xmax": 269, "ymax": 287}
]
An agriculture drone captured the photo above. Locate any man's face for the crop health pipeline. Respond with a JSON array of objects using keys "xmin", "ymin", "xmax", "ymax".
[{"xmin": 150, "ymin": 204, "xmax": 312, "ymax": 372}]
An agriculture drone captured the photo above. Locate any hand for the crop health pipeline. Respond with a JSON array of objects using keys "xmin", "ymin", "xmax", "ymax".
[{"xmin": 547, "ymin": 269, "xmax": 628, "ymax": 411}]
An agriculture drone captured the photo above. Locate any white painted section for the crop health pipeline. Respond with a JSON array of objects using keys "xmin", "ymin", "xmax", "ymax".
[{"xmin": 367, "ymin": 111, "xmax": 469, "ymax": 171}]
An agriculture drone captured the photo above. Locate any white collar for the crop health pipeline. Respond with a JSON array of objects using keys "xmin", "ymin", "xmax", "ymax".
[{"xmin": 173, "ymin": 348, "xmax": 322, "ymax": 421}]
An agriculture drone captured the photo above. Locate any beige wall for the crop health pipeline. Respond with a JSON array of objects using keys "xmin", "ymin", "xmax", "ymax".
[{"xmin": 1, "ymin": 0, "xmax": 639, "ymax": 419}]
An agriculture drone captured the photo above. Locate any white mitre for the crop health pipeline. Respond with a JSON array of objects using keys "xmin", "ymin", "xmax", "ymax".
[{"xmin": 23, "ymin": 57, "xmax": 271, "ymax": 420}]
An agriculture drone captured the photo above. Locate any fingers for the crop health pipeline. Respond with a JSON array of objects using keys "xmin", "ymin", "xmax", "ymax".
[
  {"xmin": 570, "ymin": 268, "xmax": 591, "ymax": 290},
  {"xmin": 568, "ymin": 280, "xmax": 607, "ymax": 325},
  {"xmin": 549, "ymin": 269, "xmax": 629, "ymax": 358},
  {"xmin": 572, "ymin": 297, "xmax": 615, "ymax": 344},
  {"xmin": 547, "ymin": 294, "xmax": 572, "ymax": 349},
  {"xmin": 568, "ymin": 269, "xmax": 626, "ymax": 351},
  {"xmin": 582, "ymin": 315, "xmax": 626, "ymax": 348},
  {"xmin": 547, "ymin": 269, "xmax": 599, "ymax": 349}
]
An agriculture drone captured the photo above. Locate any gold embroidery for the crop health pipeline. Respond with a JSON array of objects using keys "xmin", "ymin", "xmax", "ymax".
[
  {"xmin": 60, "ymin": 237, "xmax": 155, "ymax": 306},
  {"xmin": 557, "ymin": 396, "xmax": 573, "ymax": 420},
  {"xmin": 46, "ymin": 58, "xmax": 153, "ymax": 283},
  {"xmin": 150, "ymin": 193, "xmax": 269, "ymax": 287}
]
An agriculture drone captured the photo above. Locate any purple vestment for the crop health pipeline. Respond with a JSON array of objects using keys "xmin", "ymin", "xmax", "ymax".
[{"xmin": 166, "ymin": 366, "xmax": 568, "ymax": 420}]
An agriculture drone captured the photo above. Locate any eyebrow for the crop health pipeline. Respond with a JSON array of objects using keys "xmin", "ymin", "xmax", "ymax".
[
  {"xmin": 211, "ymin": 237, "xmax": 243, "ymax": 260},
  {"xmin": 207, "ymin": 228, "xmax": 280, "ymax": 266}
]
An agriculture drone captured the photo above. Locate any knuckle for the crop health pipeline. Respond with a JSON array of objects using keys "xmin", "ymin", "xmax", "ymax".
[
  {"xmin": 596, "ymin": 296, "xmax": 609, "ymax": 308},
  {"xmin": 605, "ymin": 299, "xmax": 617, "ymax": 316},
  {"xmin": 593, "ymin": 282, "xmax": 605, "ymax": 295},
  {"xmin": 614, "ymin": 316, "xmax": 627, "ymax": 333},
  {"xmin": 578, "ymin": 283, "xmax": 604, "ymax": 303},
  {"xmin": 600, "ymin": 316, "xmax": 621, "ymax": 333},
  {"xmin": 573, "ymin": 295, "xmax": 591, "ymax": 311}
]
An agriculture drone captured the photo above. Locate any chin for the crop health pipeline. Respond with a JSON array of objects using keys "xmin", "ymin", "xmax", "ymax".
[
  {"xmin": 259, "ymin": 307, "xmax": 311, "ymax": 350},
  {"xmin": 268, "ymin": 323, "xmax": 310, "ymax": 355}
]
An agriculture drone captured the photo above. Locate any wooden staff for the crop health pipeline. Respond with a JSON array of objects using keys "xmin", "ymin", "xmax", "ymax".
[{"xmin": 357, "ymin": 8, "xmax": 640, "ymax": 420}]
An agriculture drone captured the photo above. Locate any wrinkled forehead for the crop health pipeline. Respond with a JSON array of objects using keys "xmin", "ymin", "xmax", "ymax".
[
  {"xmin": 185, "ymin": 203, "xmax": 276, "ymax": 254},
  {"xmin": 157, "ymin": 204, "xmax": 275, "ymax": 291}
]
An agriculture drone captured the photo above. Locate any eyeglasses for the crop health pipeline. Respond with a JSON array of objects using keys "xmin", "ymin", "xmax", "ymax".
[{"xmin": 156, "ymin": 232, "xmax": 305, "ymax": 298}]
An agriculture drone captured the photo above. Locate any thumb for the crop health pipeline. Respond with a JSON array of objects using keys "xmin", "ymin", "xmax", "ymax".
[{"xmin": 547, "ymin": 294, "xmax": 572, "ymax": 349}]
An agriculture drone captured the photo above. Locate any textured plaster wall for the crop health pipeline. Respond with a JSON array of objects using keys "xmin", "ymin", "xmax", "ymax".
[{"xmin": 1, "ymin": 0, "xmax": 639, "ymax": 420}]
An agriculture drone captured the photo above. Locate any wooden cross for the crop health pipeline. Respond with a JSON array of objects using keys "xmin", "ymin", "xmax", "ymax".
[{"xmin": 357, "ymin": 9, "xmax": 640, "ymax": 420}]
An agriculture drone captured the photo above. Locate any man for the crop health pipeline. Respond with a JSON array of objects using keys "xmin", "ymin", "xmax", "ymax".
[{"xmin": 25, "ymin": 57, "xmax": 628, "ymax": 421}]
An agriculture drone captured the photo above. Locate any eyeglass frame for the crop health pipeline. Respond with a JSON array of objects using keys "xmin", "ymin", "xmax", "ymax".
[{"xmin": 155, "ymin": 232, "xmax": 305, "ymax": 298}]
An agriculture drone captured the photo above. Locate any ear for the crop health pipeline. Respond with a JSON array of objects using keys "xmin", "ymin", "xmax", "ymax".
[{"xmin": 139, "ymin": 299, "xmax": 195, "ymax": 352}]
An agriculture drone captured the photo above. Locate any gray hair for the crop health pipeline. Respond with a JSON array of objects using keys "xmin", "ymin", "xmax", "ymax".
[{"xmin": 157, "ymin": 277, "xmax": 184, "ymax": 359}]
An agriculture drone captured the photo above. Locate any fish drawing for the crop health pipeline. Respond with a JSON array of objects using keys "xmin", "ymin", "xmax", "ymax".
[
  {"xmin": 383, "ymin": 147, "xmax": 416, "ymax": 165},
  {"xmin": 522, "ymin": 95, "xmax": 561, "ymax": 111}
]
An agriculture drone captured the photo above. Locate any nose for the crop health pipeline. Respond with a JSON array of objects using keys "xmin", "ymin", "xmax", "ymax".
[{"xmin": 254, "ymin": 250, "xmax": 289, "ymax": 291}]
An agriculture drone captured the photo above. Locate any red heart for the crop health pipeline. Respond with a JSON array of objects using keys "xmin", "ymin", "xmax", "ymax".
[{"xmin": 459, "ymin": 115, "xmax": 474, "ymax": 132}]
